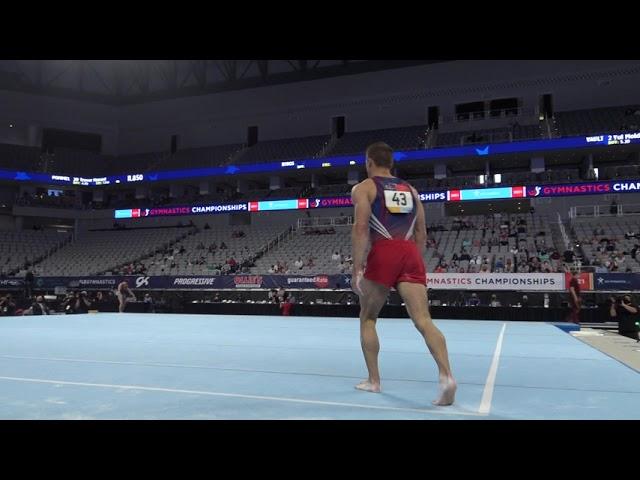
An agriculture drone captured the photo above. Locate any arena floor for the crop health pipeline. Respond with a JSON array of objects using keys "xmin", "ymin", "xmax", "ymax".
[{"xmin": 0, "ymin": 313, "xmax": 638, "ymax": 420}]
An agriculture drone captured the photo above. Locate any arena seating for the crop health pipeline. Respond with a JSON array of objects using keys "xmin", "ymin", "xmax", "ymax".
[
  {"xmin": 107, "ymin": 150, "xmax": 168, "ymax": 174},
  {"xmin": 249, "ymin": 212, "xmax": 569, "ymax": 276},
  {"xmin": 572, "ymin": 216, "xmax": 640, "ymax": 273},
  {"xmin": 328, "ymin": 125, "xmax": 428, "ymax": 156},
  {"xmin": 236, "ymin": 135, "xmax": 331, "ymax": 164},
  {"xmin": 251, "ymin": 226, "xmax": 352, "ymax": 275},
  {"xmin": 163, "ymin": 144, "xmax": 245, "ymax": 169},
  {"xmin": 139, "ymin": 224, "xmax": 287, "ymax": 276},
  {"xmin": 0, "ymin": 230, "xmax": 71, "ymax": 276},
  {"xmin": 34, "ymin": 228, "xmax": 191, "ymax": 276},
  {"xmin": 264, "ymin": 187, "xmax": 305, "ymax": 200},
  {"xmin": 436, "ymin": 124, "xmax": 541, "ymax": 147},
  {"xmin": 310, "ymin": 184, "xmax": 352, "ymax": 197},
  {"xmin": 15, "ymin": 192, "xmax": 77, "ymax": 209},
  {"xmin": 0, "ymin": 143, "xmax": 42, "ymax": 171},
  {"xmin": 555, "ymin": 105, "xmax": 640, "ymax": 136},
  {"xmin": 232, "ymin": 189, "xmax": 273, "ymax": 201},
  {"xmin": 5, "ymin": 208, "xmax": 640, "ymax": 279},
  {"xmin": 45, "ymin": 148, "xmax": 114, "ymax": 176},
  {"xmin": 423, "ymin": 213, "xmax": 564, "ymax": 273},
  {"xmin": 598, "ymin": 164, "xmax": 640, "ymax": 181}
]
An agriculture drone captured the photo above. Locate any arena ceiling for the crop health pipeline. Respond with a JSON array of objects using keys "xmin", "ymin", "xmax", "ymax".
[{"xmin": 0, "ymin": 60, "xmax": 451, "ymax": 105}]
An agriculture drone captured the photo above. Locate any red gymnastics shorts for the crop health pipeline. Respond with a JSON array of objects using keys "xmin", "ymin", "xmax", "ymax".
[{"xmin": 363, "ymin": 239, "xmax": 427, "ymax": 289}]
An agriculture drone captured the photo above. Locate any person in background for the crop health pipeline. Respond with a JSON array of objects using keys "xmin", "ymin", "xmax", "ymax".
[
  {"xmin": 609, "ymin": 295, "xmax": 639, "ymax": 341},
  {"xmin": 489, "ymin": 294, "xmax": 501, "ymax": 307},
  {"xmin": 342, "ymin": 294, "xmax": 357, "ymax": 305},
  {"xmin": 467, "ymin": 293, "xmax": 481, "ymax": 307},
  {"xmin": 92, "ymin": 291, "xmax": 106, "ymax": 311},
  {"xmin": 75, "ymin": 291, "xmax": 92, "ymax": 314},
  {"xmin": 116, "ymin": 281, "xmax": 137, "ymax": 313},
  {"xmin": 567, "ymin": 268, "xmax": 582, "ymax": 324},
  {"xmin": 268, "ymin": 289, "xmax": 278, "ymax": 304},
  {"xmin": 143, "ymin": 293, "xmax": 155, "ymax": 313},
  {"xmin": 61, "ymin": 292, "xmax": 77, "ymax": 314},
  {"xmin": 563, "ymin": 248, "xmax": 575, "ymax": 263},
  {"xmin": 24, "ymin": 295, "xmax": 50, "ymax": 315},
  {"xmin": 24, "ymin": 268, "xmax": 35, "ymax": 299},
  {"xmin": 280, "ymin": 291, "xmax": 293, "ymax": 316},
  {"xmin": 0, "ymin": 293, "xmax": 17, "ymax": 316}
]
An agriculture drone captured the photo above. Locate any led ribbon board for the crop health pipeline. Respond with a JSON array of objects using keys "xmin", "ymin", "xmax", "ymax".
[
  {"xmin": 113, "ymin": 179, "xmax": 640, "ymax": 219},
  {"xmin": 6, "ymin": 131, "xmax": 640, "ymax": 187}
]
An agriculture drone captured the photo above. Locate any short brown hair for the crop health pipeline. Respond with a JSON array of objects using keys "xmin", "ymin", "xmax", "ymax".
[{"xmin": 365, "ymin": 142, "xmax": 394, "ymax": 169}]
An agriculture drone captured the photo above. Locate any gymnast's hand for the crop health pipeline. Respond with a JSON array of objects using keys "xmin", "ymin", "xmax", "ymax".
[{"xmin": 352, "ymin": 267, "xmax": 364, "ymax": 297}]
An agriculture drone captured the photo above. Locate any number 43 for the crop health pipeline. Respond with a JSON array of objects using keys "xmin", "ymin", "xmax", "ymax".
[{"xmin": 392, "ymin": 192, "xmax": 407, "ymax": 206}]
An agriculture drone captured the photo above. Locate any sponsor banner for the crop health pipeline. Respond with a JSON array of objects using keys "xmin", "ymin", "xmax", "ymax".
[
  {"xmin": 9, "ymin": 273, "xmax": 640, "ymax": 291},
  {"xmin": 425, "ymin": 273, "xmax": 566, "ymax": 291},
  {"xmin": 512, "ymin": 186, "xmax": 526, "ymax": 198},
  {"xmin": 612, "ymin": 180, "xmax": 640, "ymax": 193},
  {"xmin": 22, "ymin": 273, "xmax": 640, "ymax": 292},
  {"xmin": 10, "ymin": 273, "xmax": 636, "ymax": 292},
  {"xmin": 113, "ymin": 179, "xmax": 640, "ymax": 219},
  {"xmin": 527, "ymin": 180, "xmax": 640, "ymax": 198},
  {"xmin": 115, "ymin": 192, "xmax": 447, "ymax": 219},
  {"xmin": 2, "ymin": 275, "xmax": 352, "ymax": 290},
  {"xmin": 593, "ymin": 273, "xmax": 640, "ymax": 291},
  {"xmin": 114, "ymin": 203, "xmax": 248, "ymax": 219},
  {"xmin": 527, "ymin": 182, "xmax": 612, "ymax": 198},
  {"xmin": 30, "ymin": 276, "xmax": 124, "ymax": 290},
  {"xmin": 459, "ymin": 186, "xmax": 522, "ymax": 202},
  {"xmin": 172, "ymin": 277, "xmax": 217, "ymax": 287},
  {"xmin": 232, "ymin": 275, "xmax": 264, "ymax": 288},
  {"xmin": 34, "ymin": 275, "xmax": 220, "ymax": 290},
  {"xmin": 190, "ymin": 204, "xmax": 247, "ymax": 214},
  {"xmin": 0, "ymin": 278, "xmax": 24, "ymax": 288},
  {"xmin": 284, "ymin": 275, "xmax": 333, "ymax": 289},
  {"xmin": 227, "ymin": 275, "xmax": 350, "ymax": 289},
  {"xmin": 419, "ymin": 191, "xmax": 447, "ymax": 202},
  {"xmin": 448, "ymin": 187, "xmax": 525, "ymax": 202},
  {"xmin": 564, "ymin": 272, "xmax": 594, "ymax": 291},
  {"xmin": 309, "ymin": 197, "xmax": 353, "ymax": 208},
  {"xmin": 256, "ymin": 199, "xmax": 300, "ymax": 212}
]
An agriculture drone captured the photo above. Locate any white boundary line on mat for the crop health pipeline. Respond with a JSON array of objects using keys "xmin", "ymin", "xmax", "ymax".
[
  {"xmin": 0, "ymin": 375, "xmax": 484, "ymax": 417},
  {"xmin": 478, "ymin": 322, "xmax": 507, "ymax": 415}
]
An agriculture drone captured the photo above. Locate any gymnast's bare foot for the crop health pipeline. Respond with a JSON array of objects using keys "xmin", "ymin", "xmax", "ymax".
[
  {"xmin": 432, "ymin": 376, "xmax": 456, "ymax": 406},
  {"xmin": 355, "ymin": 379, "xmax": 381, "ymax": 393}
]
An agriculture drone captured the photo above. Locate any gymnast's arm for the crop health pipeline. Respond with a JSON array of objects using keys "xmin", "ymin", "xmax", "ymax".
[
  {"xmin": 411, "ymin": 186, "xmax": 426, "ymax": 258},
  {"xmin": 351, "ymin": 180, "xmax": 374, "ymax": 277}
]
